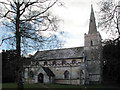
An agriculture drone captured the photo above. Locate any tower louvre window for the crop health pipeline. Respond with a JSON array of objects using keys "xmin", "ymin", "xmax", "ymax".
[
  {"xmin": 90, "ymin": 19, "xmax": 92, "ymax": 22},
  {"xmin": 90, "ymin": 40, "xmax": 93, "ymax": 46}
]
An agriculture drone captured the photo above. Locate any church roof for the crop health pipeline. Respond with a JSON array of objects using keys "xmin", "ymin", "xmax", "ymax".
[
  {"xmin": 42, "ymin": 67, "xmax": 55, "ymax": 77},
  {"xmin": 33, "ymin": 47, "xmax": 84, "ymax": 60}
]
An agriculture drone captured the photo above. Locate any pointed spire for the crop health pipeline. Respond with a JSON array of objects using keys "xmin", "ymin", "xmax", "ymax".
[{"xmin": 88, "ymin": 5, "xmax": 97, "ymax": 34}]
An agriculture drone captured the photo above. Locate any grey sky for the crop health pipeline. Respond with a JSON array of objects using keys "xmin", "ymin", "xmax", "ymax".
[
  {"xmin": 0, "ymin": 0, "xmax": 119, "ymax": 54},
  {"xmin": 51, "ymin": 0, "xmax": 119, "ymax": 48},
  {"xmin": 51, "ymin": 0, "xmax": 99, "ymax": 48}
]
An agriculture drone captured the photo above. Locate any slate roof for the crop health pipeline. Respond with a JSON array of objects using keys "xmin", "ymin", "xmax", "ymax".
[
  {"xmin": 33, "ymin": 47, "xmax": 84, "ymax": 60},
  {"xmin": 42, "ymin": 67, "xmax": 55, "ymax": 77}
]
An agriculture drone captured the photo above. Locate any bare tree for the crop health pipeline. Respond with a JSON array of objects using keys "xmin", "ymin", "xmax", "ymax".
[
  {"xmin": 0, "ymin": 0, "xmax": 64, "ymax": 89},
  {"xmin": 98, "ymin": 0, "xmax": 120, "ymax": 84},
  {"xmin": 98, "ymin": 0, "xmax": 120, "ymax": 39}
]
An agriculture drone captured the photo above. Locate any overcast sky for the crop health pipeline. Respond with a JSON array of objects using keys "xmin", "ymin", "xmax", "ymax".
[
  {"xmin": 0, "ymin": 0, "xmax": 119, "ymax": 54},
  {"xmin": 51, "ymin": 0, "xmax": 119, "ymax": 49},
  {"xmin": 51, "ymin": 0, "xmax": 101, "ymax": 48}
]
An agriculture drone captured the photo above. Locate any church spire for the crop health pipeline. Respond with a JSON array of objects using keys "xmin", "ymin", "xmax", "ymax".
[{"xmin": 88, "ymin": 5, "xmax": 97, "ymax": 34}]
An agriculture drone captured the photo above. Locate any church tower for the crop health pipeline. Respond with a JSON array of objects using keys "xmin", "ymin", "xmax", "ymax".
[{"xmin": 84, "ymin": 5, "xmax": 102, "ymax": 84}]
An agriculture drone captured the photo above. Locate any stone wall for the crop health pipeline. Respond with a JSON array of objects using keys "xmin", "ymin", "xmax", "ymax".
[
  {"xmin": 55, "ymin": 79, "xmax": 80, "ymax": 85},
  {"xmin": 84, "ymin": 32, "xmax": 102, "ymax": 84},
  {"xmin": 23, "ymin": 58, "xmax": 86, "ymax": 85}
]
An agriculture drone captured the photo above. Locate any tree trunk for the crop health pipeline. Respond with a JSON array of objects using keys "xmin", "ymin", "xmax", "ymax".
[
  {"xmin": 17, "ymin": 60, "xmax": 23, "ymax": 90},
  {"xmin": 16, "ymin": 2, "xmax": 23, "ymax": 90}
]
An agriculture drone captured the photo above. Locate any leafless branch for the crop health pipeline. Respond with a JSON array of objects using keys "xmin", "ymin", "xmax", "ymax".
[
  {"xmin": 0, "ymin": 1, "xmax": 10, "ymax": 5},
  {"xmin": 0, "ymin": 36, "xmax": 15, "ymax": 46},
  {"xmin": 4, "ymin": 10, "xmax": 16, "ymax": 17},
  {"xmin": 20, "ymin": 2, "xmax": 37, "ymax": 16},
  {"xmin": 2, "ymin": 22, "xmax": 15, "ymax": 30},
  {"xmin": 21, "ymin": 0, "xmax": 58, "ymax": 22}
]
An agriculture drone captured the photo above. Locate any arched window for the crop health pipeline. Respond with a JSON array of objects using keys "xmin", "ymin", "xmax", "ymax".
[
  {"xmin": 62, "ymin": 60, "xmax": 66, "ymax": 65},
  {"xmin": 36, "ymin": 61, "xmax": 39, "ymax": 66},
  {"xmin": 64, "ymin": 70, "xmax": 69, "ymax": 79},
  {"xmin": 90, "ymin": 40, "xmax": 93, "ymax": 46},
  {"xmin": 29, "ymin": 70, "xmax": 34, "ymax": 78},
  {"xmin": 44, "ymin": 61, "xmax": 47, "ymax": 65},
  {"xmin": 72, "ymin": 60, "xmax": 76, "ymax": 64},
  {"xmin": 53, "ymin": 61, "xmax": 56, "ymax": 65}
]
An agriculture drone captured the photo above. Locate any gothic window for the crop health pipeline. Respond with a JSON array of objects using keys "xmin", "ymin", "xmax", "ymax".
[
  {"xmin": 36, "ymin": 61, "xmax": 39, "ymax": 66},
  {"xmin": 72, "ymin": 60, "xmax": 76, "ymax": 64},
  {"xmin": 53, "ymin": 61, "xmax": 56, "ymax": 65},
  {"xmin": 44, "ymin": 61, "xmax": 47, "ymax": 65},
  {"xmin": 29, "ymin": 70, "xmax": 34, "ymax": 78},
  {"xmin": 90, "ymin": 40, "xmax": 93, "ymax": 46},
  {"xmin": 62, "ymin": 60, "xmax": 66, "ymax": 65},
  {"xmin": 64, "ymin": 70, "xmax": 69, "ymax": 79}
]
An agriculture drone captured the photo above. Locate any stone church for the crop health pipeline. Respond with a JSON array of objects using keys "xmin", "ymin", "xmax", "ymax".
[{"xmin": 23, "ymin": 5, "xmax": 103, "ymax": 85}]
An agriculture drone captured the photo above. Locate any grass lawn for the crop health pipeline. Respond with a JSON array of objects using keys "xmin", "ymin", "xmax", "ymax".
[
  {"xmin": 2, "ymin": 83, "xmax": 17, "ymax": 88},
  {"xmin": 45, "ymin": 83, "xmax": 120, "ymax": 89},
  {"xmin": 2, "ymin": 83, "xmax": 120, "ymax": 89},
  {"xmin": 2, "ymin": 83, "xmax": 44, "ymax": 88}
]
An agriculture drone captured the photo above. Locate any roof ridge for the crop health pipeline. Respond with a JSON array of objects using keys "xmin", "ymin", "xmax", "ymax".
[
  {"xmin": 38, "ymin": 46, "xmax": 84, "ymax": 52},
  {"xmin": 34, "ymin": 46, "xmax": 84, "ymax": 60}
]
